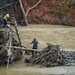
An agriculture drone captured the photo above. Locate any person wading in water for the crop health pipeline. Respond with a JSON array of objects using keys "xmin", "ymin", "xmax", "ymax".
[
  {"xmin": 27, "ymin": 38, "xmax": 39, "ymax": 57},
  {"xmin": 0, "ymin": 13, "xmax": 10, "ymax": 28}
]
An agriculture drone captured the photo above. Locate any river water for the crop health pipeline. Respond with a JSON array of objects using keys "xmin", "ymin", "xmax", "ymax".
[{"xmin": 0, "ymin": 25, "xmax": 75, "ymax": 75}]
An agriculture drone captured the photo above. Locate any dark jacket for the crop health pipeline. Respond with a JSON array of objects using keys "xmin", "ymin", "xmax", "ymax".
[{"xmin": 31, "ymin": 40, "xmax": 39, "ymax": 49}]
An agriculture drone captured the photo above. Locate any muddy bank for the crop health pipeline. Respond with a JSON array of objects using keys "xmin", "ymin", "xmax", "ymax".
[{"xmin": 15, "ymin": 0, "xmax": 75, "ymax": 26}]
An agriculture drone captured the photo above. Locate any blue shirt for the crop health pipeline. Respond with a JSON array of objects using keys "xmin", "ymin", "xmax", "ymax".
[{"xmin": 31, "ymin": 40, "xmax": 39, "ymax": 49}]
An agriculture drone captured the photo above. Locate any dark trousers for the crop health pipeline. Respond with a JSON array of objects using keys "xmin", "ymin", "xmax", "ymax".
[
  {"xmin": 31, "ymin": 51, "xmax": 37, "ymax": 57},
  {"xmin": 32, "ymin": 47, "xmax": 37, "ymax": 57},
  {"xmin": 3, "ymin": 19, "xmax": 7, "ymax": 28},
  {"xmin": 0, "ymin": 18, "xmax": 4, "ymax": 23},
  {"xmin": 0, "ymin": 18, "xmax": 7, "ymax": 28}
]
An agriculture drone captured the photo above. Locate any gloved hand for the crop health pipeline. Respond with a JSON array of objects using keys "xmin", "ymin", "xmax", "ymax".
[{"xmin": 7, "ymin": 24, "xmax": 10, "ymax": 27}]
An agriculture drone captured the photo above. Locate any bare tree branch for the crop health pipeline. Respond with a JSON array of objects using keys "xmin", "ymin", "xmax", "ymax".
[
  {"xmin": 18, "ymin": 0, "xmax": 28, "ymax": 25},
  {"xmin": 19, "ymin": 0, "xmax": 42, "ymax": 25},
  {"xmin": 25, "ymin": 0, "xmax": 42, "ymax": 17}
]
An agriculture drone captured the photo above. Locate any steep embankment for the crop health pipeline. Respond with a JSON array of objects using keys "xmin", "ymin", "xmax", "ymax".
[{"xmin": 17, "ymin": 0, "xmax": 75, "ymax": 26}]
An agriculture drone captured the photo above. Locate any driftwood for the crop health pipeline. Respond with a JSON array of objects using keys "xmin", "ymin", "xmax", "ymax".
[
  {"xmin": 25, "ymin": 43, "xmax": 64, "ymax": 67},
  {"xmin": 24, "ymin": 43, "xmax": 75, "ymax": 67},
  {"xmin": 0, "ymin": 27, "xmax": 22, "ymax": 65}
]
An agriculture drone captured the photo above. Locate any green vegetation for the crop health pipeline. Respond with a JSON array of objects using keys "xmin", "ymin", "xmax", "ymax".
[
  {"xmin": 0, "ymin": 0, "xmax": 11, "ymax": 7},
  {"xmin": 58, "ymin": 0, "xmax": 75, "ymax": 12}
]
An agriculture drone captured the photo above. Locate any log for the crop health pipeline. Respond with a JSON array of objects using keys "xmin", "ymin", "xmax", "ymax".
[{"xmin": 5, "ymin": 46, "xmax": 42, "ymax": 52}]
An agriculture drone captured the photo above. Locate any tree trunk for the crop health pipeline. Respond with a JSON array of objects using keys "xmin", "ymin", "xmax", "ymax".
[
  {"xmin": 18, "ymin": 0, "xmax": 28, "ymax": 25},
  {"xmin": 19, "ymin": 0, "xmax": 42, "ymax": 26}
]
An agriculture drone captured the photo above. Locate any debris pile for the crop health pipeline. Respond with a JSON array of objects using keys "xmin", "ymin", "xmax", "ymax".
[
  {"xmin": 25, "ymin": 43, "xmax": 64, "ymax": 67},
  {"xmin": 0, "ymin": 28, "xmax": 22, "ymax": 65},
  {"xmin": 25, "ymin": 43, "xmax": 75, "ymax": 67}
]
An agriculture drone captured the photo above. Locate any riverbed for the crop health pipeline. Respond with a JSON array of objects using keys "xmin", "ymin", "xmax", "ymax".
[{"xmin": 0, "ymin": 24, "xmax": 75, "ymax": 75}]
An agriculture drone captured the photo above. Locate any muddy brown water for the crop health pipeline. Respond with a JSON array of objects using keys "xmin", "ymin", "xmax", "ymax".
[{"xmin": 0, "ymin": 25, "xmax": 75, "ymax": 75}]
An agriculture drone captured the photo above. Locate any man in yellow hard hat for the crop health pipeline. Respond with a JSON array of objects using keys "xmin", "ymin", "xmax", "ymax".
[
  {"xmin": 3, "ymin": 13, "xmax": 10, "ymax": 28},
  {"xmin": 0, "ymin": 13, "xmax": 10, "ymax": 28}
]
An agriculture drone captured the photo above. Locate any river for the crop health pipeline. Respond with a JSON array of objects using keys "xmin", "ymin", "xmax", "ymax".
[{"xmin": 0, "ymin": 25, "xmax": 75, "ymax": 75}]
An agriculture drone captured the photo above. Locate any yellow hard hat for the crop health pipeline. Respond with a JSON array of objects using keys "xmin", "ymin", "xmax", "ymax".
[{"xmin": 6, "ymin": 14, "xmax": 9, "ymax": 17}]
